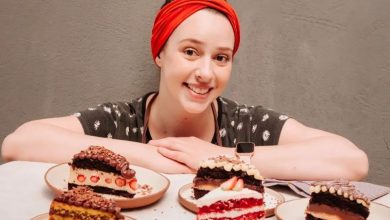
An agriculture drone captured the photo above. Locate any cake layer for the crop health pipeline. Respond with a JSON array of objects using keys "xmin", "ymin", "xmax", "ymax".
[
  {"xmin": 68, "ymin": 167, "xmax": 136, "ymax": 194},
  {"xmin": 306, "ymin": 203, "xmax": 366, "ymax": 220},
  {"xmin": 310, "ymin": 192, "xmax": 369, "ymax": 218},
  {"xmin": 196, "ymin": 167, "xmax": 262, "ymax": 186},
  {"xmin": 50, "ymin": 201, "xmax": 118, "ymax": 220},
  {"xmin": 69, "ymin": 183, "xmax": 135, "ymax": 198},
  {"xmin": 197, "ymin": 207, "xmax": 265, "ymax": 220},
  {"xmin": 198, "ymin": 198, "xmax": 263, "ymax": 213},
  {"xmin": 305, "ymin": 214, "xmax": 324, "ymax": 220},
  {"xmin": 197, "ymin": 187, "xmax": 263, "ymax": 207},
  {"xmin": 72, "ymin": 158, "xmax": 121, "ymax": 175}
]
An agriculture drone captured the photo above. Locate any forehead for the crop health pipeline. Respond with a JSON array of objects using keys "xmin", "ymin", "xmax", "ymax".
[{"xmin": 166, "ymin": 9, "xmax": 235, "ymax": 50}]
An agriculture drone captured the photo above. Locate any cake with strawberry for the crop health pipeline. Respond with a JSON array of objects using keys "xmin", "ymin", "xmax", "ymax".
[
  {"xmin": 49, "ymin": 186, "xmax": 124, "ymax": 219},
  {"xmin": 193, "ymin": 155, "xmax": 264, "ymax": 199},
  {"xmin": 68, "ymin": 146, "xmax": 137, "ymax": 198},
  {"xmin": 197, "ymin": 177, "xmax": 265, "ymax": 220},
  {"xmin": 305, "ymin": 180, "xmax": 370, "ymax": 220}
]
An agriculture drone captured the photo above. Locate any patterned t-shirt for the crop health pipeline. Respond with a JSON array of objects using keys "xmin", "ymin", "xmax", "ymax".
[{"xmin": 75, "ymin": 92, "xmax": 289, "ymax": 147}]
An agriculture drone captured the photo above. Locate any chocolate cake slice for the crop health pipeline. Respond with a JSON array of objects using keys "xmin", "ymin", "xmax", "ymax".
[
  {"xmin": 49, "ymin": 186, "xmax": 124, "ymax": 220},
  {"xmin": 305, "ymin": 180, "xmax": 370, "ymax": 220},
  {"xmin": 193, "ymin": 155, "xmax": 264, "ymax": 199},
  {"xmin": 68, "ymin": 146, "xmax": 137, "ymax": 198}
]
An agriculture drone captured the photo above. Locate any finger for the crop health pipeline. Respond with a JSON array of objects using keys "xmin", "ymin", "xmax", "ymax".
[
  {"xmin": 149, "ymin": 138, "xmax": 182, "ymax": 150},
  {"xmin": 157, "ymin": 147, "xmax": 188, "ymax": 164}
]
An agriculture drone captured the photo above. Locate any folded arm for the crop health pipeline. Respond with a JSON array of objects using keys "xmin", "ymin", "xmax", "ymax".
[{"xmin": 1, "ymin": 116, "xmax": 192, "ymax": 174}]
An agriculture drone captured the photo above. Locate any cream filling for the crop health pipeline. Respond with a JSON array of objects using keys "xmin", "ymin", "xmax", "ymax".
[
  {"xmin": 197, "ymin": 206, "xmax": 265, "ymax": 219},
  {"xmin": 197, "ymin": 187, "xmax": 263, "ymax": 207},
  {"xmin": 69, "ymin": 167, "xmax": 136, "ymax": 193}
]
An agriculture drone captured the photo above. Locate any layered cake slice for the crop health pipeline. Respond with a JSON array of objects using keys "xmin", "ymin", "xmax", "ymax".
[
  {"xmin": 305, "ymin": 180, "xmax": 370, "ymax": 220},
  {"xmin": 193, "ymin": 155, "xmax": 264, "ymax": 199},
  {"xmin": 197, "ymin": 176, "xmax": 265, "ymax": 220},
  {"xmin": 68, "ymin": 146, "xmax": 137, "ymax": 198},
  {"xmin": 49, "ymin": 186, "xmax": 124, "ymax": 220}
]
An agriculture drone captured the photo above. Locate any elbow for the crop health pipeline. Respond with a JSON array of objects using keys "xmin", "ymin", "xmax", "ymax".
[
  {"xmin": 1, "ymin": 133, "xmax": 17, "ymax": 162},
  {"xmin": 348, "ymin": 149, "xmax": 369, "ymax": 181}
]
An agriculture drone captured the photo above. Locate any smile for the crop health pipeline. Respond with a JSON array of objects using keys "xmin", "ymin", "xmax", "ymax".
[{"xmin": 184, "ymin": 83, "xmax": 212, "ymax": 95}]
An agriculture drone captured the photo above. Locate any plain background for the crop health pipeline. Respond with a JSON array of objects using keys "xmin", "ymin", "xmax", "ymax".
[{"xmin": 0, "ymin": 0, "xmax": 389, "ymax": 186}]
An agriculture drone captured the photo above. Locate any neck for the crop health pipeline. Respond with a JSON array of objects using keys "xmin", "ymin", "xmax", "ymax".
[{"xmin": 147, "ymin": 92, "xmax": 217, "ymax": 141}]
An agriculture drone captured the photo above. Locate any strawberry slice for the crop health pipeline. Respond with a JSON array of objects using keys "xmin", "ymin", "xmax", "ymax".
[
  {"xmin": 221, "ymin": 176, "xmax": 238, "ymax": 191},
  {"xmin": 105, "ymin": 178, "xmax": 112, "ymax": 184},
  {"xmin": 115, "ymin": 178, "xmax": 126, "ymax": 187},
  {"xmin": 128, "ymin": 178, "xmax": 138, "ymax": 190},
  {"xmin": 90, "ymin": 176, "xmax": 100, "ymax": 183},
  {"xmin": 233, "ymin": 178, "xmax": 244, "ymax": 191},
  {"xmin": 77, "ymin": 174, "xmax": 86, "ymax": 183}
]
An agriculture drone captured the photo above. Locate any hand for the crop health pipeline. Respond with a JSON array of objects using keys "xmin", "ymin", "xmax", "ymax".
[{"xmin": 149, "ymin": 136, "xmax": 234, "ymax": 171}]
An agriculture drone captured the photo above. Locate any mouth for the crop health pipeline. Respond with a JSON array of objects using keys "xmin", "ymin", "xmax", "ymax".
[{"xmin": 184, "ymin": 83, "xmax": 213, "ymax": 95}]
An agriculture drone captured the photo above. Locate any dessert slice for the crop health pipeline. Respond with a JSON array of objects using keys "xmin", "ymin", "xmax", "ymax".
[
  {"xmin": 306, "ymin": 180, "xmax": 370, "ymax": 220},
  {"xmin": 193, "ymin": 155, "xmax": 264, "ymax": 199},
  {"xmin": 197, "ymin": 177, "xmax": 265, "ymax": 220},
  {"xmin": 49, "ymin": 186, "xmax": 124, "ymax": 220},
  {"xmin": 68, "ymin": 146, "xmax": 137, "ymax": 198}
]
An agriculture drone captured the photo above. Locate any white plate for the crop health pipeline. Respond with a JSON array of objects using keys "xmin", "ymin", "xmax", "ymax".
[
  {"xmin": 44, "ymin": 163, "xmax": 170, "ymax": 209},
  {"xmin": 31, "ymin": 213, "xmax": 135, "ymax": 220},
  {"xmin": 178, "ymin": 183, "xmax": 285, "ymax": 217},
  {"xmin": 275, "ymin": 198, "xmax": 390, "ymax": 220}
]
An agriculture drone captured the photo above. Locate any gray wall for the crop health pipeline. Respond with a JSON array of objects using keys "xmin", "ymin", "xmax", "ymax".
[{"xmin": 1, "ymin": 1, "xmax": 389, "ymax": 186}]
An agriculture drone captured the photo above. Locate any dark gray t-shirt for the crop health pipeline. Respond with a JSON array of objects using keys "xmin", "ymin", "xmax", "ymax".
[{"xmin": 76, "ymin": 92, "xmax": 289, "ymax": 147}]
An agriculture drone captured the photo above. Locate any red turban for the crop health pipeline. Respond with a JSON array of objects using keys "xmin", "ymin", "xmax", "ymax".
[{"xmin": 151, "ymin": 0, "xmax": 240, "ymax": 61}]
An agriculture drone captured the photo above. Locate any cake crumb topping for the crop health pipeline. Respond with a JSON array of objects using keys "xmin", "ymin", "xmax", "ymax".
[{"xmin": 309, "ymin": 180, "xmax": 370, "ymax": 208}]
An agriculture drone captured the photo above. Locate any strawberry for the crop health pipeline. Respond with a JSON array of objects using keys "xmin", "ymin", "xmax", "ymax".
[
  {"xmin": 77, "ymin": 174, "xmax": 86, "ymax": 183},
  {"xmin": 221, "ymin": 176, "xmax": 238, "ymax": 191},
  {"xmin": 233, "ymin": 178, "xmax": 244, "ymax": 191},
  {"xmin": 129, "ymin": 178, "xmax": 138, "ymax": 190},
  {"xmin": 90, "ymin": 176, "xmax": 100, "ymax": 183},
  {"xmin": 115, "ymin": 178, "xmax": 126, "ymax": 187},
  {"xmin": 105, "ymin": 178, "xmax": 112, "ymax": 184}
]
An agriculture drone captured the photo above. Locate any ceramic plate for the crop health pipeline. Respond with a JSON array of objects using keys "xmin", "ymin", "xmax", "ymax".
[
  {"xmin": 275, "ymin": 198, "xmax": 390, "ymax": 220},
  {"xmin": 45, "ymin": 163, "xmax": 170, "ymax": 209},
  {"xmin": 178, "ymin": 183, "xmax": 284, "ymax": 217},
  {"xmin": 31, "ymin": 213, "xmax": 135, "ymax": 220}
]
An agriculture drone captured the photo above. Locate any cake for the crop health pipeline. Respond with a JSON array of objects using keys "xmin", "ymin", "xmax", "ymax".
[
  {"xmin": 68, "ymin": 146, "xmax": 137, "ymax": 198},
  {"xmin": 305, "ymin": 180, "xmax": 370, "ymax": 220},
  {"xmin": 49, "ymin": 186, "xmax": 124, "ymax": 220},
  {"xmin": 197, "ymin": 176, "xmax": 265, "ymax": 220},
  {"xmin": 193, "ymin": 155, "xmax": 264, "ymax": 199}
]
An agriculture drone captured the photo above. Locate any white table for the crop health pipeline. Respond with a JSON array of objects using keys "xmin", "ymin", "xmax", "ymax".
[{"xmin": 0, "ymin": 161, "xmax": 389, "ymax": 220}]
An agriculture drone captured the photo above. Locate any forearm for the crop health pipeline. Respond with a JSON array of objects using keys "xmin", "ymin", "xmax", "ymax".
[
  {"xmin": 251, "ymin": 136, "xmax": 368, "ymax": 181},
  {"xmin": 1, "ymin": 121, "xmax": 192, "ymax": 173}
]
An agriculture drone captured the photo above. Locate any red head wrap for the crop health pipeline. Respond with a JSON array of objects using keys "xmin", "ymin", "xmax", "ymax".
[{"xmin": 151, "ymin": 0, "xmax": 240, "ymax": 61}]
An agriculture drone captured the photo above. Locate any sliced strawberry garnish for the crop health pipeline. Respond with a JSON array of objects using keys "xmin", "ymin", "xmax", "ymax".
[
  {"xmin": 221, "ymin": 176, "xmax": 238, "ymax": 191},
  {"xmin": 233, "ymin": 178, "xmax": 244, "ymax": 191},
  {"xmin": 105, "ymin": 178, "xmax": 112, "ymax": 184},
  {"xmin": 115, "ymin": 178, "xmax": 126, "ymax": 187},
  {"xmin": 90, "ymin": 176, "xmax": 100, "ymax": 183},
  {"xmin": 128, "ymin": 178, "xmax": 138, "ymax": 190},
  {"xmin": 77, "ymin": 174, "xmax": 86, "ymax": 183}
]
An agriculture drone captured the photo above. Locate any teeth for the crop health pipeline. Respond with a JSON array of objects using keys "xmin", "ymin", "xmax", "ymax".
[{"xmin": 187, "ymin": 84, "xmax": 209, "ymax": 95}]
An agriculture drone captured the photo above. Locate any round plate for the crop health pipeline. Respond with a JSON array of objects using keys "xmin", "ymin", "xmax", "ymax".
[
  {"xmin": 44, "ymin": 163, "xmax": 170, "ymax": 209},
  {"xmin": 178, "ymin": 183, "xmax": 285, "ymax": 217},
  {"xmin": 31, "ymin": 213, "xmax": 135, "ymax": 220},
  {"xmin": 275, "ymin": 198, "xmax": 390, "ymax": 220}
]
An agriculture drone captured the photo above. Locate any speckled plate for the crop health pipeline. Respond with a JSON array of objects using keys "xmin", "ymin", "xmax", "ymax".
[
  {"xmin": 31, "ymin": 213, "xmax": 135, "ymax": 220},
  {"xmin": 44, "ymin": 163, "xmax": 170, "ymax": 209},
  {"xmin": 275, "ymin": 198, "xmax": 390, "ymax": 220},
  {"xmin": 178, "ymin": 183, "xmax": 284, "ymax": 217}
]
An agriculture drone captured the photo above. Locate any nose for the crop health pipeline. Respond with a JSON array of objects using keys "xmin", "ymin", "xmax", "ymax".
[{"xmin": 196, "ymin": 57, "xmax": 214, "ymax": 83}]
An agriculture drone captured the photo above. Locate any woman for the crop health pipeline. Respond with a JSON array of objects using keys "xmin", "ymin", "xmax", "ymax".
[{"xmin": 1, "ymin": 0, "xmax": 368, "ymax": 180}]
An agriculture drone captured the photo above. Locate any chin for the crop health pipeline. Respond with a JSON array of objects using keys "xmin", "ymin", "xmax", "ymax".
[{"xmin": 181, "ymin": 99, "xmax": 213, "ymax": 114}]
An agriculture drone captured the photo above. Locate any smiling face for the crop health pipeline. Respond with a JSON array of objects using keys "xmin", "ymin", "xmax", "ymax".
[{"xmin": 155, "ymin": 9, "xmax": 235, "ymax": 114}]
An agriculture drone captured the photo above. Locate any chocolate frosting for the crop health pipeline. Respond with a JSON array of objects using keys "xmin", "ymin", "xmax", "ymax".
[
  {"xmin": 73, "ymin": 146, "xmax": 135, "ymax": 179},
  {"xmin": 54, "ymin": 186, "xmax": 124, "ymax": 219}
]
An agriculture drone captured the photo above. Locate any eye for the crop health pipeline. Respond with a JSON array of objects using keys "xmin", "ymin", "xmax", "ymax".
[
  {"xmin": 184, "ymin": 48, "xmax": 197, "ymax": 56},
  {"xmin": 215, "ymin": 54, "xmax": 230, "ymax": 63}
]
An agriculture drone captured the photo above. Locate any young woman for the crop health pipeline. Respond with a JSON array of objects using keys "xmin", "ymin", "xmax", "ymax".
[{"xmin": 1, "ymin": 0, "xmax": 368, "ymax": 180}]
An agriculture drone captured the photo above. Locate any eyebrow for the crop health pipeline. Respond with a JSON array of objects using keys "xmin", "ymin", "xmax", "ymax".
[{"xmin": 179, "ymin": 38, "xmax": 233, "ymax": 53}]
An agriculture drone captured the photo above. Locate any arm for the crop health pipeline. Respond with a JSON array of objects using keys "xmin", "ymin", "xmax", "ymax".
[
  {"xmin": 251, "ymin": 118, "xmax": 369, "ymax": 181},
  {"xmin": 1, "ymin": 116, "xmax": 192, "ymax": 174},
  {"xmin": 153, "ymin": 119, "xmax": 368, "ymax": 180}
]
